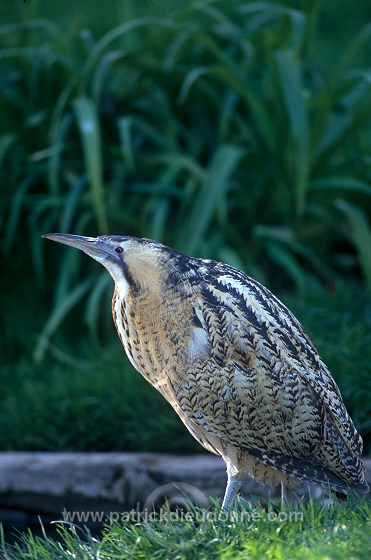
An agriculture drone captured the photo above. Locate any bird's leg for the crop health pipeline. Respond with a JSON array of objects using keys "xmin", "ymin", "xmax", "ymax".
[
  {"xmin": 281, "ymin": 482, "xmax": 292, "ymax": 504},
  {"xmin": 221, "ymin": 477, "xmax": 241, "ymax": 511},
  {"xmin": 221, "ymin": 462, "xmax": 242, "ymax": 511}
]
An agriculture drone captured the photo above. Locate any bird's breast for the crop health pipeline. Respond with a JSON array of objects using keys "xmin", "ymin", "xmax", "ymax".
[{"xmin": 111, "ymin": 284, "xmax": 196, "ymax": 399}]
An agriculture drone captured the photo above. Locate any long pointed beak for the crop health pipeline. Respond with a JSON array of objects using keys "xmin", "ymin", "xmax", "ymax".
[{"xmin": 42, "ymin": 233, "xmax": 118, "ymax": 262}]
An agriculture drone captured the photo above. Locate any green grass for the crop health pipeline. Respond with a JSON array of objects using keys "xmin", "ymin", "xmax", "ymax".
[
  {"xmin": 0, "ymin": 345, "xmax": 198, "ymax": 453},
  {"xmin": 1, "ymin": 499, "xmax": 370, "ymax": 559}
]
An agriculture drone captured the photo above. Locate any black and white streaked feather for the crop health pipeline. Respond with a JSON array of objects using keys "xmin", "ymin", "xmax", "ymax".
[
  {"xmin": 42, "ymin": 234, "xmax": 369, "ymax": 502},
  {"xmin": 159, "ymin": 252, "xmax": 366, "ymax": 495}
]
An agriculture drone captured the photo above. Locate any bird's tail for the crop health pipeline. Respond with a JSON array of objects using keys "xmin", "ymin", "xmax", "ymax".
[{"xmin": 245, "ymin": 446, "xmax": 369, "ymax": 496}]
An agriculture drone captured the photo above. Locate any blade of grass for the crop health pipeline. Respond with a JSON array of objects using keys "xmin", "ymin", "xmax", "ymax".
[
  {"xmin": 329, "ymin": 22, "xmax": 371, "ymax": 85},
  {"xmin": 181, "ymin": 144, "xmax": 244, "ymax": 254},
  {"xmin": 85, "ymin": 272, "xmax": 112, "ymax": 344},
  {"xmin": 59, "ymin": 176, "xmax": 88, "ymax": 233},
  {"xmin": 83, "ymin": 17, "xmax": 186, "ymax": 78},
  {"xmin": 255, "ymin": 228, "xmax": 308, "ymax": 291},
  {"xmin": 275, "ymin": 49, "xmax": 310, "ymax": 216},
  {"xmin": 33, "ymin": 277, "xmax": 93, "ymax": 363},
  {"xmin": 310, "ymin": 177, "xmax": 371, "ymax": 197},
  {"xmin": 150, "ymin": 153, "xmax": 204, "ymax": 180},
  {"xmin": 336, "ymin": 200, "xmax": 371, "ymax": 295},
  {"xmin": 3, "ymin": 177, "xmax": 34, "ymax": 253},
  {"xmin": 311, "ymin": 23, "xmax": 371, "ymax": 153},
  {"xmin": 91, "ymin": 50, "xmax": 126, "ymax": 100},
  {"xmin": 117, "ymin": 117, "xmax": 136, "ymax": 173},
  {"xmin": 0, "ymin": 133, "xmax": 15, "ymax": 169},
  {"xmin": 0, "ymin": 19, "xmax": 66, "ymax": 43},
  {"xmin": 48, "ymin": 113, "xmax": 73, "ymax": 196},
  {"xmin": 74, "ymin": 96, "xmax": 108, "ymax": 232}
]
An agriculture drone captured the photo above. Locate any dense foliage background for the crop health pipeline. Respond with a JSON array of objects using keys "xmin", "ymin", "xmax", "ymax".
[{"xmin": 0, "ymin": 0, "xmax": 370, "ymax": 454}]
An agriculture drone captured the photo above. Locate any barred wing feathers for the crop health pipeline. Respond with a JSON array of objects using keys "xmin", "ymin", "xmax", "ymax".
[{"xmin": 176, "ymin": 261, "xmax": 367, "ymax": 493}]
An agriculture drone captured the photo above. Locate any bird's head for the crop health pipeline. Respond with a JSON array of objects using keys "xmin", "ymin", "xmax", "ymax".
[{"xmin": 42, "ymin": 234, "xmax": 172, "ymax": 294}]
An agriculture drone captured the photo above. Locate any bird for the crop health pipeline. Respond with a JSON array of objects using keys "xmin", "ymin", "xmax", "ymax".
[{"xmin": 42, "ymin": 233, "xmax": 369, "ymax": 509}]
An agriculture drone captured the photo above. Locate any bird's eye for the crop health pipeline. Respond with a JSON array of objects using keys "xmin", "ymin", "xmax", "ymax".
[{"xmin": 115, "ymin": 247, "xmax": 123, "ymax": 254}]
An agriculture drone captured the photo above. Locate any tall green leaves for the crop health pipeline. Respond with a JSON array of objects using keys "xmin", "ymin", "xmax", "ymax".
[
  {"xmin": 274, "ymin": 50, "xmax": 309, "ymax": 217},
  {"xmin": 336, "ymin": 201, "xmax": 371, "ymax": 295},
  {"xmin": 1, "ymin": 0, "xmax": 370, "ymax": 357},
  {"xmin": 74, "ymin": 97, "xmax": 108, "ymax": 233},
  {"xmin": 181, "ymin": 145, "xmax": 245, "ymax": 254}
]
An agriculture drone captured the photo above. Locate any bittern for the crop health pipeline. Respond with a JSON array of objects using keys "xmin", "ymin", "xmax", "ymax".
[{"xmin": 43, "ymin": 234, "xmax": 369, "ymax": 508}]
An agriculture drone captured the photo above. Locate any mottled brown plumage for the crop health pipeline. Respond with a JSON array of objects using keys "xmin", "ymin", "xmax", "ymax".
[{"xmin": 43, "ymin": 234, "xmax": 369, "ymax": 508}]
